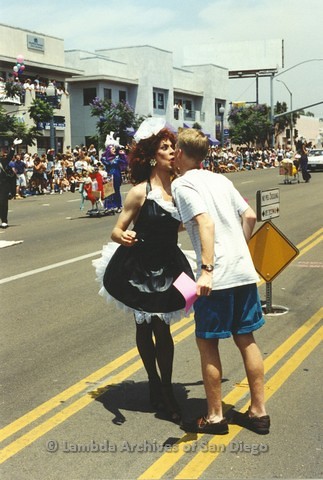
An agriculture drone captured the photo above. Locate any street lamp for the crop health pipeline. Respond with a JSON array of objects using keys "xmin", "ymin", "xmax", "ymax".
[
  {"xmin": 276, "ymin": 79, "xmax": 293, "ymax": 150},
  {"xmin": 45, "ymin": 82, "xmax": 57, "ymax": 151},
  {"xmin": 219, "ymin": 105, "xmax": 225, "ymax": 146}
]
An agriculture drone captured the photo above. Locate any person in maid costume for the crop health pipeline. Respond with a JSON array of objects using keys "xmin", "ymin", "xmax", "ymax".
[{"xmin": 93, "ymin": 118, "xmax": 195, "ymax": 423}]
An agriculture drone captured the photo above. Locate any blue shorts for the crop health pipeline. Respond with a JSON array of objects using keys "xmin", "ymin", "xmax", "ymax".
[{"xmin": 194, "ymin": 283, "xmax": 265, "ymax": 339}]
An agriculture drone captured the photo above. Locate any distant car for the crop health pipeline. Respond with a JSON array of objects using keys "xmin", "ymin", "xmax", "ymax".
[{"xmin": 308, "ymin": 149, "xmax": 323, "ymax": 171}]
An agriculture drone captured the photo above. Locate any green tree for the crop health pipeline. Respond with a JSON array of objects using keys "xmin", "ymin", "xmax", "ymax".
[
  {"xmin": 28, "ymin": 98, "xmax": 54, "ymax": 124},
  {"xmin": 0, "ymin": 104, "xmax": 42, "ymax": 147},
  {"xmin": 3, "ymin": 79, "xmax": 23, "ymax": 100},
  {"xmin": 0, "ymin": 98, "xmax": 52, "ymax": 147},
  {"xmin": 228, "ymin": 104, "xmax": 272, "ymax": 147},
  {"xmin": 0, "ymin": 105, "xmax": 16, "ymax": 136},
  {"xmin": 90, "ymin": 97, "xmax": 145, "ymax": 148}
]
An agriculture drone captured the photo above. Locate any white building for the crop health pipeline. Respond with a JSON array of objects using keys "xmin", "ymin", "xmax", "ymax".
[
  {"xmin": 65, "ymin": 46, "xmax": 228, "ymax": 148},
  {"xmin": 295, "ymin": 115, "xmax": 323, "ymax": 147},
  {"xmin": 0, "ymin": 23, "xmax": 228, "ymax": 153},
  {"xmin": 0, "ymin": 23, "xmax": 82, "ymax": 154}
]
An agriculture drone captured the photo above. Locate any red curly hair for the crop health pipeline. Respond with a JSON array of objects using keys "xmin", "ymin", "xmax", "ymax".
[{"xmin": 128, "ymin": 128, "xmax": 176, "ymax": 185}]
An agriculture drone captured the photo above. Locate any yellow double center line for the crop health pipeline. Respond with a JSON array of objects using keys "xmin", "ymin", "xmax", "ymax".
[
  {"xmin": 0, "ymin": 316, "xmax": 194, "ymax": 464},
  {"xmin": 0, "ymin": 229, "xmax": 322, "ymax": 465},
  {"xmin": 139, "ymin": 311, "xmax": 322, "ymax": 479}
]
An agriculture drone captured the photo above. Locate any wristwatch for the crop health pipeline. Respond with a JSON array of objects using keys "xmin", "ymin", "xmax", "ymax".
[{"xmin": 201, "ymin": 264, "xmax": 214, "ymax": 272}]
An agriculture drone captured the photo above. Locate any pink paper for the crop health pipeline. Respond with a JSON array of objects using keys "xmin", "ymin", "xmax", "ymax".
[{"xmin": 173, "ymin": 272, "xmax": 198, "ymax": 312}]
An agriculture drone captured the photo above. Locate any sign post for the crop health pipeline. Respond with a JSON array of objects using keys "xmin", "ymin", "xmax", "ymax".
[
  {"xmin": 265, "ymin": 281, "xmax": 273, "ymax": 313},
  {"xmin": 250, "ymin": 190, "xmax": 299, "ymax": 314}
]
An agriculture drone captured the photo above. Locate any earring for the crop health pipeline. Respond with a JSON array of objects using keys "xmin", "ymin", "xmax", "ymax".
[{"xmin": 150, "ymin": 158, "xmax": 157, "ymax": 167}]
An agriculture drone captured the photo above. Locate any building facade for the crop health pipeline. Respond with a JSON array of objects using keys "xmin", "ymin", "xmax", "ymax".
[
  {"xmin": 0, "ymin": 23, "xmax": 81, "ymax": 154},
  {"xmin": 65, "ymin": 46, "xmax": 228, "ymax": 148},
  {"xmin": 1, "ymin": 23, "xmax": 229, "ymax": 153},
  {"xmin": 1, "ymin": 23, "xmax": 321, "ymax": 154}
]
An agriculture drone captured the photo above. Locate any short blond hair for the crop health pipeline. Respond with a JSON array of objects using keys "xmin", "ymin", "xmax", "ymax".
[{"xmin": 177, "ymin": 129, "xmax": 209, "ymax": 164}]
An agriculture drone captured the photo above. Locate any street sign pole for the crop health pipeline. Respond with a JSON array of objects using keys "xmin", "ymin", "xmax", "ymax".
[{"xmin": 265, "ymin": 281, "xmax": 273, "ymax": 314}]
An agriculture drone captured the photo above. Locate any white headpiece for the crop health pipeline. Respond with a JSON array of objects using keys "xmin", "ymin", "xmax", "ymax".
[
  {"xmin": 134, "ymin": 118, "xmax": 166, "ymax": 143},
  {"xmin": 104, "ymin": 132, "xmax": 123, "ymax": 148}
]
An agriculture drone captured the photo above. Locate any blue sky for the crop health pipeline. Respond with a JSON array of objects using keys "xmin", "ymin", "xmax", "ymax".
[{"xmin": 2, "ymin": 0, "xmax": 323, "ymax": 116}]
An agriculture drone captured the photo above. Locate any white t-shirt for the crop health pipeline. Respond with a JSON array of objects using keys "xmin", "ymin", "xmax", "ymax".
[{"xmin": 172, "ymin": 169, "xmax": 259, "ymax": 290}]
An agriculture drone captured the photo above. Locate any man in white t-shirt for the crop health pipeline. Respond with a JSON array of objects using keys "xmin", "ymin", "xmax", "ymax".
[{"xmin": 172, "ymin": 128, "xmax": 269, "ymax": 436}]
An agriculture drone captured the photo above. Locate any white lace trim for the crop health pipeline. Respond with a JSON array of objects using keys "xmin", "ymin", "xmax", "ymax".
[
  {"xmin": 147, "ymin": 188, "xmax": 180, "ymax": 221},
  {"xmin": 92, "ymin": 242, "xmax": 196, "ymax": 324}
]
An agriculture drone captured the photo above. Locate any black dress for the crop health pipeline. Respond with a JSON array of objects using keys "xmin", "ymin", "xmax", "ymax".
[{"xmin": 93, "ymin": 182, "xmax": 195, "ymax": 324}]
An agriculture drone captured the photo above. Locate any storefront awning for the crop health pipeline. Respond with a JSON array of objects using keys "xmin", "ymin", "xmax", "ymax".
[{"xmin": 209, "ymin": 136, "xmax": 220, "ymax": 145}]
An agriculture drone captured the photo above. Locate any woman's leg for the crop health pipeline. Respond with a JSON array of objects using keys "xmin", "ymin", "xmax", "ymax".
[
  {"xmin": 151, "ymin": 316, "xmax": 174, "ymax": 385},
  {"xmin": 152, "ymin": 316, "xmax": 181, "ymax": 421},
  {"xmin": 135, "ymin": 320, "xmax": 159, "ymax": 379},
  {"xmin": 113, "ymin": 183, "xmax": 122, "ymax": 209},
  {"xmin": 135, "ymin": 319, "xmax": 162, "ymax": 409}
]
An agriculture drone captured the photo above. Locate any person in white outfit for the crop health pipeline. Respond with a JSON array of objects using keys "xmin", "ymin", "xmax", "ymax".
[{"xmin": 172, "ymin": 128, "xmax": 270, "ymax": 435}]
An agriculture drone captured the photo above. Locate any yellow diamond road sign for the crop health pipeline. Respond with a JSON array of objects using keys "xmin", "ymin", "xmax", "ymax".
[{"xmin": 248, "ymin": 221, "xmax": 299, "ymax": 282}]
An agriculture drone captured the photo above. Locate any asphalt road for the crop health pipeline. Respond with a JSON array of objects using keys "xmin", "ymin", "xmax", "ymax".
[{"xmin": 0, "ymin": 168, "xmax": 322, "ymax": 480}]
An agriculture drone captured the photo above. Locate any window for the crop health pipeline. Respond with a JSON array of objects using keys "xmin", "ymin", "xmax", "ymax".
[
  {"xmin": 158, "ymin": 93, "xmax": 165, "ymax": 110},
  {"xmin": 153, "ymin": 90, "xmax": 165, "ymax": 111},
  {"xmin": 184, "ymin": 100, "xmax": 192, "ymax": 118},
  {"xmin": 104, "ymin": 88, "xmax": 111, "ymax": 101},
  {"xmin": 184, "ymin": 100, "xmax": 192, "ymax": 112},
  {"xmin": 83, "ymin": 87, "xmax": 97, "ymax": 106},
  {"xmin": 119, "ymin": 90, "xmax": 126, "ymax": 102}
]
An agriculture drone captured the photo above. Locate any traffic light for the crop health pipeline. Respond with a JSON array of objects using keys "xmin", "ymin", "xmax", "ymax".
[
  {"xmin": 286, "ymin": 129, "xmax": 290, "ymax": 138},
  {"xmin": 294, "ymin": 129, "xmax": 298, "ymax": 138}
]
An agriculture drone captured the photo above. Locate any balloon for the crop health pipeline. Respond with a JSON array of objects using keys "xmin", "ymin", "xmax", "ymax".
[
  {"xmin": 16, "ymin": 63, "xmax": 21, "ymax": 68},
  {"xmin": 17, "ymin": 54, "xmax": 24, "ymax": 63},
  {"xmin": 13, "ymin": 66, "xmax": 18, "ymax": 72},
  {"xmin": 20, "ymin": 65, "xmax": 25, "ymax": 71}
]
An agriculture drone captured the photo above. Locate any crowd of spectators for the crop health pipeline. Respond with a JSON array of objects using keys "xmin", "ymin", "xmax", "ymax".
[
  {"xmin": 5, "ymin": 142, "xmax": 309, "ymax": 201},
  {"xmin": 8, "ymin": 144, "xmax": 130, "ymax": 199},
  {"xmin": 200, "ymin": 145, "xmax": 296, "ymax": 173}
]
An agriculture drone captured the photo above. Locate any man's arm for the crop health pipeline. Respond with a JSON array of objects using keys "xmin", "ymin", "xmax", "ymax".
[
  {"xmin": 241, "ymin": 206, "xmax": 257, "ymax": 243},
  {"xmin": 194, "ymin": 212, "xmax": 215, "ymax": 296}
]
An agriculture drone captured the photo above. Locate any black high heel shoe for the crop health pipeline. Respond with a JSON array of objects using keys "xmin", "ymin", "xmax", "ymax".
[
  {"xmin": 148, "ymin": 377, "xmax": 164, "ymax": 411},
  {"xmin": 161, "ymin": 384, "xmax": 181, "ymax": 424}
]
